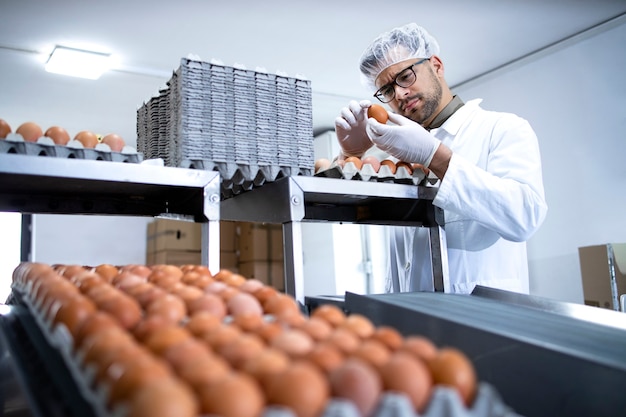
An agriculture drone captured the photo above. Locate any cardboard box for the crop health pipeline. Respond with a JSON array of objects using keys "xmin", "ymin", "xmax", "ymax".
[
  {"xmin": 221, "ymin": 250, "xmax": 238, "ymax": 271},
  {"xmin": 149, "ymin": 219, "xmax": 202, "ymax": 252},
  {"xmin": 578, "ymin": 243, "xmax": 626, "ymax": 310},
  {"xmin": 238, "ymin": 222, "xmax": 284, "ymax": 262},
  {"xmin": 153, "ymin": 250, "xmax": 201, "ymax": 266},
  {"xmin": 238, "ymin": 260, "xmax": 284, "ymax": 291},
  {"xmin": 220, "ymin": 221, "xmax": 237, "ymax": 252}
]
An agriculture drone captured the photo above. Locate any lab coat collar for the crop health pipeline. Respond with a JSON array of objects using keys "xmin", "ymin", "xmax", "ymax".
[{"xmin": 433, "ymin": 98, "xmax": 483, "ymax": 136}]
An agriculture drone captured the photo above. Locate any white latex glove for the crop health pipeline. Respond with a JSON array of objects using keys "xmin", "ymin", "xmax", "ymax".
[
  {"xmin": 366, "ymin": 112, "xmax": 441, "ymax": 166},
  {"xmin": 334, "ymin": 100, "xmax": 373, "ymax": 157}
]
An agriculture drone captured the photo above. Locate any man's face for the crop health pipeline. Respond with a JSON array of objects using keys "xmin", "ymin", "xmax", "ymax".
[{"xmin": 374, "ymin": 58, "xmax": 443, "ymax": 127}]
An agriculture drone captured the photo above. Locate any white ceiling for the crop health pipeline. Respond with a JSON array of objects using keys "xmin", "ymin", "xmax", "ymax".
[{"xmin": 1, "ymin": 1, "xmax": 625, "ymax": 144}]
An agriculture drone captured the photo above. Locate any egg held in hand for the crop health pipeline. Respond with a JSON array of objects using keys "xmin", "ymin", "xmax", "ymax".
[{"xmin": 368, "ymin": 104, "xmax": 389, "ymax": 124}]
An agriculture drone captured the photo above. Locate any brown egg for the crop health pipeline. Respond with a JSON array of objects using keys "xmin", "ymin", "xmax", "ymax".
[
  {"xmin": 184, "ymin": 311, "xmax": 222, "ymax": 337},
  {"xmin": 132, "ymin": 316, "xmax": 171, "ymax": 343},
  {"xmin": 93, "ymin": 264, "xmax": 119, "ymax": 282},
  {"xmin": 368, "ymin": 104, "xmax": 389, "ymax": 124},
  {"xmin": 238, "ymin": 278, "xmax": 266, "ymax": 294},
  {"xmin": 50, "ymin": 293, "xmax": 97, "ymax": 339},
  {"xmin": 177, "ymin": 354, "xmax": 231, "ymax": 388},
  {"xmin": 98, "ymin": 293, "xmax": 143, "ymax": 330},
  {"xmin": 263, "ymin": 293, "xmax": 302, "ymax": 323},
  {"xmin": 400, "ymin": 335, "xmax": 438, "ymax": 362},
  {"xmin": 218, "ymin": 333, "xmax": 266, "ymax": 369},
  {"xmin": 101, "ymin": 133, "xmax": 126, "ymax": 152},
  {"xmin": 162, "ymin": 337, "xmax": 211, "ymax": 371},
  {"xmin": 186, "ymin": 293, "xmax": 227, "ymax": 318},
  {"xmin": 344, "ymin": 156, "xmax": 363, "ymax": 170},
  {"xmin": 329, "ymin": 358, "xmax": 382, "ymax": 417},
  {"xmin": 44, "ymin": 126, "xmax": 70, "ymax": 145},
  {"xmin": 79, "ymin": 326, "xmax": 135, "ymax": 367},
  {"xmin": 227, "ymin": 292, "xmax": 263, "ymax": 317},
  {"xmin": 314, "ymin": 158, "xmax": 331, "ymax": 173},
  {"xmin": 253, "ymin": 285, "xmax": 279, "ymax": 305},
  {"xmin": 271, "ymin": 329, "xmax": 315, "ymax": 359},
  {"xmin": 197, "ymin": 371, "xmax": 265, "ymax": 417},
  {"xmin": 143, "ymin": 326, "xmax": 193, "ymax": 356},
  {"xmin": 297, "ymin": 316, "xmax": 332, "ymax": 342},
  {"xmin": 427, "ymin": 347, "xmax": 478, "ymax": 407},
  {"xmin": 221, "ymin": 272, "xmax": 247, "ymax": 287},
  {"xmin": 126, "ymin": 377, "xmax": 199, "ymax": 417},
  {"xmin": 371, "ymin": 326, "xmax": 405, "ymax": 351},
  {"xmin": 306, "ymin": 342, "xmax": 345, "ymax": 374},
  {"xmin": 327, "ymin": 327, "xmax": 360, "ymax": 354},
  {"xmin": 265, "ymin": 361, "xmax": 330, "ymax": 417},
  {"xmin": 380, "ymin": 159, "xmax": 397, "ymax": 174},
  {"xmin": 0, "ymin": 118, "xmax": 11, "ymax": 138},
  {"xmin": 241, "ymin": 348, "xmax": 290, "ymax": 385},
  {"xmin": 16, "ymin": 122, "xmax": 43, "ymax": 142},
  {"xmin": 351, "ymin": 339, "xmax": 391, "ymax": 370},
  {"xmin": 107, "ymin": 354, "xmax": 172, "ymax": 405},
  {"xmin": 310, "ymin": 304, "xmax": 346, "ymax": 327},
  {"xmin": 340, "ymin": 313, "xmax": 375, "ymax": 339},
  {"xmin": 412, "ymin": 163, "xmax": 430, "ymax": 176},
  {"xmin": 361, "ymin": 155, "xmax": 381, "ymax": 172},
  {"xmin": 380, "ymin": 351, "xmax": 433, "ymax": 413},
  {"xmin": 145, "ymin": 294, "xmax": 187, "ymax": 324},
  {"xmin": 201, "ymin": 324, "xmax": 242, "ymax": 351},
  {"xmin": 396, "ymin": 161, "xmax": 414, "ymax": 175},
  {"xmin": 74, "ymin": 311, "xmax": 121, "ymax": 346},
  {"xmin": 74, "ymin": 130, "xmax": 99, "ymax": 148},
  {"xmin": 172, "ymin": 285, "xmax": 204, "ymax": 304},
  {"xmin": 254, "ymin": 320, "xmax": 285, "ymax": 344},
  {"xmin": 231, "ymin": 312, "xmax": 265, "ymax": 332}
]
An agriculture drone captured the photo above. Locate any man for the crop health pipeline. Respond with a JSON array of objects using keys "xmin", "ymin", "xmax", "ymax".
[{"xmin": 335, "ymin": 23, "xmax": 548, "ymax": 294}]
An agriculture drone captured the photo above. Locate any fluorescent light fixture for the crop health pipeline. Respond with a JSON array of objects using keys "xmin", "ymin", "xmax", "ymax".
[{"xmin": 45, "ymin": 46, "xmax": 111, "ymax": 80}]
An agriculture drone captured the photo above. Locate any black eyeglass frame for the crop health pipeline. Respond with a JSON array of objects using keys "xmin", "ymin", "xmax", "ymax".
[{"xmin": 373, "ymin": 58, "xmax": 429, "ymax": 103}]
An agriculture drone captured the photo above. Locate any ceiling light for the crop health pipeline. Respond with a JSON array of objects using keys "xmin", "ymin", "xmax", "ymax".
[{"xmin": 45, "ymin": 46, "xmax": 112, "ymax": 80}]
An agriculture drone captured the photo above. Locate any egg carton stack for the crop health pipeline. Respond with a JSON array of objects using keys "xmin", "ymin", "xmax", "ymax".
[
  {"xmin": 0, "ymin": 135, "xmax": 143, "ymax": 163},
  {"xmin": 136, "ymin": 58, "xmax": 315, "ymax": 199}
]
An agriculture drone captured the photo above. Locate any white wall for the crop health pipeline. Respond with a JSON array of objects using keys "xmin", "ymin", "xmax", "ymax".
[{"xmin": 455, "ymin": 18, "xmax": 626, "ymax": 303}]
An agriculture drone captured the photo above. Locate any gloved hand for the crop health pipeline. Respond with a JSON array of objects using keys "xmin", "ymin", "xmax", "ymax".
[
  {"xmin": 366, "ymin": 112, "xmax": 441, "ymax": 166},
  {"xmin": 334, "ymin": 100, "xmax": 374, "ymax": 157}
]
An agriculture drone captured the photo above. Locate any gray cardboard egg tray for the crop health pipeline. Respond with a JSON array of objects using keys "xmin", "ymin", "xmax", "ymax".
[
  {"xmin": 180, "ymin": 158, "xmax": 313, "ymax": 199},
  {"xmin": 315, "ymin": 161, "xmax": 436, "ymax": 186},
  {"xmin": 15, "ymin": 285, "xmax": 521, "ymax": 417},
  {"xmin": 0, "ymin": 134, "xmax": 143, "ymax": 163}
]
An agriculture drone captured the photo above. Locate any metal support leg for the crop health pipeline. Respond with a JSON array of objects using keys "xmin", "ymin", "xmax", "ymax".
[
  {"xmin": 201, "ymin": 220, "xmax": 220, "ymax": 275},
  {"xmin": 282, "ymin": 221, "xmax": 305, "ymax": 304},
  {"xmin": 429, "ymin": 224, "xmax": 449, "ymax": 292}
]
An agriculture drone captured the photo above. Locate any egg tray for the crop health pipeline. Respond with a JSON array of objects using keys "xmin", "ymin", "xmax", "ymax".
[
  {"xmin": 180, "ymin": 158, "xmax": 313, "ymax": 199},
  {"xmin": 315, "ymin": 162, "xmax": 436, "ymax": 187},
  {"xmin": 0, "ymin": 135, "xmax": 144, "ymax": 164},
  {"xmin": 10, "ymin": 285, "xmax": 521, "ymax": 417}
]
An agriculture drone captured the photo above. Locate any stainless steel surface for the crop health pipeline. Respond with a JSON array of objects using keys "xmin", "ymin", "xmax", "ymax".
[
  {"xmin": 0, "ymin": 153, "xmax": 222, "ymax": 271},
  {"xmin": 0, "ymin": 153, "xmax": 221, "ymax": 221},
  {"xmin": 221, "ymin": 175, "xmax": 447, "ymax": 302},
  {"xmin": 472, "ymin": 285, "xmax": 626, "ymax": 331}
]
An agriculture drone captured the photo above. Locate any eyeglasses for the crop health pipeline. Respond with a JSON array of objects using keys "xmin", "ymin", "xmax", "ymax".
[{"xmin": 373, "ymin": 58, "xmax": 429, "ymax": 103}]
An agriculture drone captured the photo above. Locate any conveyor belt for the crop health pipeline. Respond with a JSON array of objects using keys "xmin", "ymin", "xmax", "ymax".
[{"xmin": 344, "ymin": 290, "xmax": 626, "ymax": 417}]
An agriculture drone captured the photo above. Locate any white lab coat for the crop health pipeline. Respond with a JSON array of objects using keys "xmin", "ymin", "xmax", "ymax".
[{"xmin": 385, "ymin": 99, "xmax": 548, "ymax": 294}]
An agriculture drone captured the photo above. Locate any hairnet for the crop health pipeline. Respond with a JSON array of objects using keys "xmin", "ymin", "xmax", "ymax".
[{"xmin": 359, "ymin": 23, "xmax": 440, "ymax": 92}]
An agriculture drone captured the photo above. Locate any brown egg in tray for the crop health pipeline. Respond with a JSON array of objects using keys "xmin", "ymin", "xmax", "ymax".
[
  {"xmin": 9, "ymin": 262, "xmax": 520, "ymax": 417},
  {"xmin": 314, "ymin": 156, "xmax": 438, "ymax": 187},
  {"xmin": 0, "ymin": 119, "xmax": 142, "ymax": 163}
]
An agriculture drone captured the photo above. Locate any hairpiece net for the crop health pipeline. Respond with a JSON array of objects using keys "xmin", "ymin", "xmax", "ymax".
[{"xmin": 359, "ymin": 23, "xmax": 440, "ymax": 92}]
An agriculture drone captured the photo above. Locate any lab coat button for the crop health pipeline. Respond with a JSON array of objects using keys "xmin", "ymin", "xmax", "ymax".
[{"xmin": 405, "ymin": 262, "xmax": 411, "ymax": 270}]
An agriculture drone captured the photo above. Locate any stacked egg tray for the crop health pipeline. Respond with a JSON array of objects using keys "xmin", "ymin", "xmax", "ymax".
[
  {"xmin": 0, "ymin": 135, "xmax": 143, "ymax": 163},
  {"xmin": 9, "ymin": 263, "xmax": 521, "ymax": 417},
  {"xmin": 316, "ymin": 161, "xmax": 435, "ymax": 187},
  {"xmin": 136, "ymin": 58, "xmax": 315, "ymax": 199}
]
